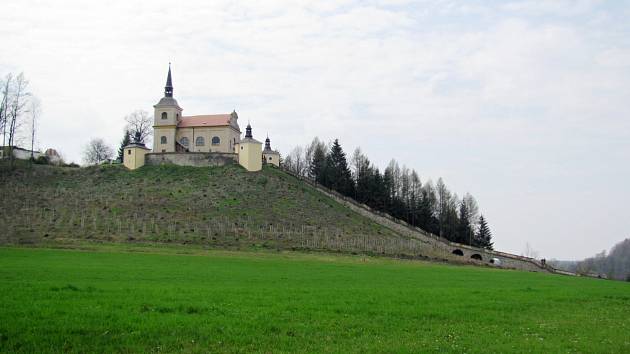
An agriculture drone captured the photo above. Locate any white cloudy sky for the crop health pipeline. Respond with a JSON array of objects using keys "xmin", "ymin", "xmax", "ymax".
[{"xmin": 2, "ymin": 0, "xmax": 629, "ymax": 259}]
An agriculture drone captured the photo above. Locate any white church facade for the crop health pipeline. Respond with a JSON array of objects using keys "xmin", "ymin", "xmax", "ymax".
[{"xmin": 123, "ymin": 65, "xmax": 280, "ymax": 172}]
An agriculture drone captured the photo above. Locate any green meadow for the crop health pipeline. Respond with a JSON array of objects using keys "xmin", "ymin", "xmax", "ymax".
[{"xmin": 1, "ymin": 245, "xmax": 629, "ymax": 353}]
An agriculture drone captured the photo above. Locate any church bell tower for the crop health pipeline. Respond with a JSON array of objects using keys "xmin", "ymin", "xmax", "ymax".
[{"xmin": 153, "ymin": 63, "xmax": 183, "ymax": 153}]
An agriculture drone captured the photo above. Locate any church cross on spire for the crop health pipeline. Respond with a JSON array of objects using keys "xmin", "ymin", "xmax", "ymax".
[{"xmin": 164, "ymin": 63, "xmax": 173, "ymax": 98}]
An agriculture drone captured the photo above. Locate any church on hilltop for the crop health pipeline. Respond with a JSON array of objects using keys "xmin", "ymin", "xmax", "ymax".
[{"xmin": 123, "ymin": 65, "xmax": 280, "ymax": 171}]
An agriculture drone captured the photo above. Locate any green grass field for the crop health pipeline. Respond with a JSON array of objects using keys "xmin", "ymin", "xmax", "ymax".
[{"xmin": 1, "ymin": 244, "xmax": 629, "ymax": 353}]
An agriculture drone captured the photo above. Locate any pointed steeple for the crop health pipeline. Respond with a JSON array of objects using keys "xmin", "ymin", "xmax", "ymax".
[
  {"xmin": 264, "ymin": 135, "xmax": 271, "ymax": 151},
  {"xmin": 245, "ymin": 123, "xmax": 253, "ymax": 138},
  {"xmin": 164, "ymin": 63, "xmax": 173, "ymax": 98}
]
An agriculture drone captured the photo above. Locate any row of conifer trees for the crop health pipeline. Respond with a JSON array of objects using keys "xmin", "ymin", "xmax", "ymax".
[{"xmin": 283, "ymin": 137, "xmax": 493, "ymax": 249}]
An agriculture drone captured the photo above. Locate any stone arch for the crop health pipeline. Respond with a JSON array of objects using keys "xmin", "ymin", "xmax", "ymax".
[
  {"xmin": 452, "ymin": 249, "xmax": 464, "ymax": 256},
  {"xmin": 471, "ymin": 254, "xmax": 482, "ymax": 261}
]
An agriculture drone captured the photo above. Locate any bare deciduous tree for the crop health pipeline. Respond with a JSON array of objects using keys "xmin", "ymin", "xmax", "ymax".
[
  {"xmin": 28, "ymin": 97, "xmax": 41, "ymax": 160},
  {"xmin": 350, "ymin": 147, "xmax": 369, "ymax": 183},
  {"xmin": 285, "ymin": 146, "xmax": 306, "ymax": 176},
  {"xmin": 462, "ymin": 193, "xmax": 480, "ymax": 232},
  {"xmin": 435, "ymin": 177, "xmax": 451, "ymax": 230},
  {"xmin": 124, "ymin": 110, "xmax": 153, "ymax": 144},
  {"xmin": 410, "ymin": 170, "xmax": 421, "ymax": 204},
  {"xmin": 523, "ymin": 242, "xmax": 539, "ymax": 259},
  {"xmin": 0, "ymin": 73, "xmax": 13, "ymax": 149},
  {"xmin": 306, "ymin": 137, "xmax": 326, "ymax": 179},
  {"xmin": 6, "ymin": 73, "xmax": 30, "ymax": 167},
  {"xmin": 83, "ymin": 138, "xmax": 114, "ymax": 165}
]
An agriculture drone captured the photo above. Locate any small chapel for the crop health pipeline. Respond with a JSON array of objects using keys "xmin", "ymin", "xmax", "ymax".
[{"xmin": 123, "ymin": 65, "xmax": 280, "ymax": 172}]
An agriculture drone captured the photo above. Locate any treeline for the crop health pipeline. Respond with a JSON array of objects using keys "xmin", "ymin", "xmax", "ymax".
[
  {"xmin": 552, "ymin": 239, "xmax": 630, "ymax": 281},
  {"xmin": 0, "ymin": 72, "xmax": 42, "ymax": 167},
  {"xmin": 284, "ymin": 138, "xmax": 493, "ymax": 249},
  {"xmin": 82, "ymin": 110, "xmax": 153, "ymax": 165}
]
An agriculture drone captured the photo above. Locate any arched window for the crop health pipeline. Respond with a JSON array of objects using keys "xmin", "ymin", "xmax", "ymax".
[
  {"xmin": 160, "ymin": 136, "xmax": 167, "ymax": 144},
  {"xmin": 180, "ymin": 137, "xmax": 189, "ymax": 147},
  {"xmin": 196, "ymin": 137, "xmax": 205, "ymax": 146},
  {"xmin": 211, "ymin": 136, "xmax": 220, "ymax": 145},
  {"xmin": 161, "ymin": 112, "xmax": 167, "ymax": 120}
]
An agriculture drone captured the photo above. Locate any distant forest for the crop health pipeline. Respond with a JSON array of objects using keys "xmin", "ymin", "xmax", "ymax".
[
  {"xmin": 551, "ymin": 239, "xmax": 630, "ymax": 281},
  {"xmin": 283, "ymin": 137, "xmax": 493, "ymax": 249}
]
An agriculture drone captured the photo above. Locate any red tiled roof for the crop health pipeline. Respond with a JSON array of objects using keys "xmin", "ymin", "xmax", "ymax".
[{"xmin": 178, "ymin": 114, "xmax": 231, "ymax": 127}]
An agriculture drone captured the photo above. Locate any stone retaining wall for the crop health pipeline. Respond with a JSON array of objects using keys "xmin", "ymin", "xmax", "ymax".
[
  {"xmin": 283, "ymin": 169, "xmax": 552, "ymax": 273},
  {"xmin": 145, "ymin": 152, "xmax": 237, "ymax": 167}
]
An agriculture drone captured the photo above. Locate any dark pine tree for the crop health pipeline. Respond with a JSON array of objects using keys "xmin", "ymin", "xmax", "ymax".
[
  {"xmin": 416, "ymin": 197, "xmax": 435, "ymax": 235},
  {"xmin": 382, "ymin": 168, "xmax": 394, "ymax": 213},
  {"xmin": 309, "ymin": 143, "xmax": 327, "ymax": 185},
  {"xmin": 475, "ymin": 215, "xmax": 494, "ymax": 250},
  {"xmin": 117, "ymin": 130, "xmax": 131, "ymax": 163},
  {"xmin": 456, "ymin": 201, "xmax": 473, "ymax": 245},
  {"xmin": 289, "ymin": 139, "xmax": 496, "ymax": 246},
  {"xmin": 389, "ymin": 197, "xmax": 407, "ymax": 222},
  {"xmin": 355, "ymin": 157, "xmax": 373, "ymax": 205},
  {"xmin": 368, "ymin": 168, "xmax": 388, "ymax": 211},
  {"xmin": 442, "ymin": 205, "xmax": 459, "ymax": 243},
  {"xmin": 324, "ymin": 139, "xmax": 355, "ymax": 196}
]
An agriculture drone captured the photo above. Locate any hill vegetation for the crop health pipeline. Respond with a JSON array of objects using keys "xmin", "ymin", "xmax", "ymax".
[
  {"xmin": 284, "ymin": 137, "xmax": 493, "ymax": 249},
  {"xmin": 0, "ymin": 162, "xmax": 412, "ymax": 253},
  {"xmin": 1, "ymin": 245, "xmax": 629, "ymax": 353}
]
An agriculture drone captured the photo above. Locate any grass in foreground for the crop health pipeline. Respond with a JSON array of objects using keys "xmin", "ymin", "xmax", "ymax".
[{"xmin": 1, "ymin": 245, "xmax": 629, "ymax": 353}]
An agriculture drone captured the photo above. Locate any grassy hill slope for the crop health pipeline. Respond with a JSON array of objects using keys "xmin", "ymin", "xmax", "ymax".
[
  {"xmin": 0, "ymin": 163, "xmax": 402, "ymax": 250},
  {"xmin": 1, "ymin": 245, "xmax": 629, "ymax": 353}
]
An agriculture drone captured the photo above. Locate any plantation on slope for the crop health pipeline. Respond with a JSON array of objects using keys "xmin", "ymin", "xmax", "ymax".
[
  {"xmin": 1, "ymin": 245, "xmax": 629, "ymax": 353},
  {"xmin": 0, "ymin": 163, "xmax": 404, "ymax": 249}
]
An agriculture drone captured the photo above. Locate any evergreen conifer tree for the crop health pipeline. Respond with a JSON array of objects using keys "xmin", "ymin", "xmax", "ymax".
[
  {"xmin": 417, "ymin": 196, "xmax": 439, "ymax": 235},
  {"xmin": 324, "ymin": 139, "xmax": 355, "ymax": 196},
  {"xmin": 457, "ymin": 200, "xmax": 472, "ymax": 245},
  {"xmin": 309, "ymin": 142, "xmax": 327, "ymax": 184},
  {"xmin": 382, "ymin": 168, "xmax": 394, "ymax": 212},
  {"xmin": 442, "ymin": 205, "xmax": 459, "ymax": 242},
  {"xmin": 287, "ymin": 139, "xmax": 495, "ymax": 246},
  {"xmin": 476, "ymin": 215, "xmax": 493, "ymax": 250},
  {"xmin": 354, "ymin": 154, "xmax": 372, "ymax": 204},
  {"xmin": 370, "ymin": 168, "xmax": 388, "ymax": 210},
  {"xmin": 117, "ymin": 130, "xmax": 131, "ymax": 163}
]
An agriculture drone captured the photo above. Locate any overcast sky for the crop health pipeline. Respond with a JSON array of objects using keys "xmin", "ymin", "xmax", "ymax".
[{"xmin": 2, "ymin": 0, "xmax": 629, "ymax": 260}]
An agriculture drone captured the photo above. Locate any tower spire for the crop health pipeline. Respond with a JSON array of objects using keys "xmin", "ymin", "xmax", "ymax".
[
  {"xmin": 245, "ymin": 123, "xmax": 253, "ymax": 138},
  {"xmin": 164, "ymin": 63, "xmax": 173, "ymax": 97},
  {"xmin": 265, "ymin": 135, "xmax": 271, "ymax": 151}
]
